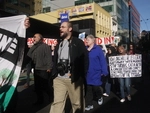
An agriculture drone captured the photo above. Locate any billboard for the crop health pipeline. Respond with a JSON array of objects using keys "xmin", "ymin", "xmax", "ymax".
[{"xmin": 58, "ymin": 4, "xmax": 93, "ymax": 17}]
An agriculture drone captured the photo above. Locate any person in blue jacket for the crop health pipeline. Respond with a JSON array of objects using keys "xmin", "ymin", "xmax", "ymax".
[{"xmin": 85, "ymin": 35, "xmax": 108, "ymax": 111}]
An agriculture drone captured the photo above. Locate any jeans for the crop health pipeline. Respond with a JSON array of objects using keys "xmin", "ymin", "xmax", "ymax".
[
  {"xmin": 119, "ymin": 78, "xmax": 131, "ymax": 98},
  {"xmin": 105, "ymin": 82, "xmax": 111, "ymax": 95}
]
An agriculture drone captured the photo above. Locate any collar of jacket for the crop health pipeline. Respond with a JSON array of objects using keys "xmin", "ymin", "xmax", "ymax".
[
  {"xmin": 34, "ymin": 41, "xmax": 43, "ymax": 46},
  {"xmin": 87, "ymin": 44, "xmax": 97, "ymax": 50}
]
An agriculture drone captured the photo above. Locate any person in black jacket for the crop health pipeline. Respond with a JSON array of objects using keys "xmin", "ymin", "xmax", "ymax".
[
  {"xmin": 27, "ymin": 33, "xmax": 53, "ymax": 105},
  {"xmin": 49, "ymin": 21, "xmax": 89, "ymax": 113}
]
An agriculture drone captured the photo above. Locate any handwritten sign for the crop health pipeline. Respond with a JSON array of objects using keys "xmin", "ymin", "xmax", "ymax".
[{"xmin": 109, "ymin": 54, "xmax": 142, "ymax": 78}]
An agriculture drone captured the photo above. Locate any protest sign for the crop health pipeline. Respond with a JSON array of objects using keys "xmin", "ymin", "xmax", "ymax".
[
  {"xmin": 78, "ymin": 32, "xmax": 85, "ymax": 41},
  {"xmin": 27, "ymin": 36, "xmax": 120, "ymax": 47},
  {"xmin": 109, "ymin": 54, "xmax": 142, "ymax": 78},
  {"xmin": 27, "ymin": 38, "xmax": 57, "ymax": 46}
]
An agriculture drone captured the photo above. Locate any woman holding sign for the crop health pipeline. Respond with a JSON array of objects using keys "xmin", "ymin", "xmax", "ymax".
[{"xmin": 117, "ymin": 45, "xmax": 131, "ymax": 103}]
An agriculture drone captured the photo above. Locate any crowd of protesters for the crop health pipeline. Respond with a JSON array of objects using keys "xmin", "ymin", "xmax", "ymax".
[
  {"xmin": 17, "ymin": 21, "xmax": 147, "ymax": 113},
  {"xmin": 1, "ymin": 15, "xmax": 149, "ymax": 113}
]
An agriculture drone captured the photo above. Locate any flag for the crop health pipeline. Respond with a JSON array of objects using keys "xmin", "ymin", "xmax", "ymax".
[{"xmin": 0, "ymin": 15, "xmax": 27, "ymax": 112}]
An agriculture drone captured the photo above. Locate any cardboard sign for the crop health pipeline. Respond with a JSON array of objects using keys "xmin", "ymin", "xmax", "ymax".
[{"xmin": 109, "ymin": 54, "xmax": 142, "ymax": 78}]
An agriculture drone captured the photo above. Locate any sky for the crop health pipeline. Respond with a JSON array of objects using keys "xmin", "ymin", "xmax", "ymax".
[{"xmin": 132, "ymin": 0, "xmax": 150, "ymax": 31}]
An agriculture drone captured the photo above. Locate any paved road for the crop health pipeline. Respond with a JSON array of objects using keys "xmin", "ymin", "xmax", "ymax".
[{"xmin": 8, "ymin": 72, "xmax": 150, "ymax": 113}]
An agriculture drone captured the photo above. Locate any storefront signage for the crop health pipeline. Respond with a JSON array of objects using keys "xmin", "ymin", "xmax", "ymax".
[
  {"xmin": 58, "ymin": 4, "xmax": 93, "ymax": 17},
  {"xmin": 60, "ymin": 13, "xmax": 69, "ymax": 23}
]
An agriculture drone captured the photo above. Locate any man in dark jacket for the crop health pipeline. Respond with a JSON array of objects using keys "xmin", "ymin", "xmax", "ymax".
[
  {"xmin": 50, "ymin": 22, "xmax": 89, "ymax": 113},
  {"xmin": 27, "ymin": 33, "xmax": 53, "ymax": 105}
]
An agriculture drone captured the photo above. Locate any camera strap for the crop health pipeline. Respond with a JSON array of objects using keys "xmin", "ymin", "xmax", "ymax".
[{"xmin": 58, "ymin": 40, "xmax": 70, "ymax": 66}]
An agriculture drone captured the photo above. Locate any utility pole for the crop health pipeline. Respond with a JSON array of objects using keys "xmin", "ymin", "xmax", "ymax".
[{"xmin": 128, "ymin": 0, "xmax": 132, "ymax": 43}]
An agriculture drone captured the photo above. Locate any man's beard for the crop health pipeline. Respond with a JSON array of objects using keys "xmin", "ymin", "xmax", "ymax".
[{"xmin": 60, "ymin": 32, "xmax": 68, "ymax": 39}]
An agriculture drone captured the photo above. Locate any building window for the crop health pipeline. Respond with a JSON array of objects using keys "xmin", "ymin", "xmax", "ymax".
[
  {"xmin": 102, "ymin": 5, "xmax": 113, "ymax": 12},
  {"xmin": 37, "ymin": 1, "xmax": 41, "ymax": 4},
  {"xmin": 5, "ymin": 7, "xmax": 18, "ymax": 14},
  {"xmin": 117, "ymin": 6, "xmax": 121, "ymax": 15},
  {"xmin": 19, "ymin": 12, "xmax": 30, "ymax": 16},
  {"xmin": 99, "ymin": 0, "xmax": 112, "ymax": 2},
  {"xmin": 117, "ymin": 0, "xmax": 121, "ymax": 5},
  {"xmin": 20, "ymin": 2, "xmax": 30, "ymax": 9},
  {"xmin": 43, "ymin": 7, "xmax": 51, "ymax": 13},
  {"xmin": 92, "ymin": 0, "xmax": 101, "ymax": 3},
  {"xmin": 32, "ymin": 2, "xmax": 35, "ymax": 5},
  {"xmin": 75, "ymin": 0, "xmax": 112, "ymax": 5},
  {"xmin": 6, "ymin": 0, "xmax": 18, "ymax": 5},
  {"xmin": 117, "ymin": 17, "xmax": 122, "ymax": 25},
  {"xmin": 75, "ymin": 0, "xmax": 88, "ymax": 5}
]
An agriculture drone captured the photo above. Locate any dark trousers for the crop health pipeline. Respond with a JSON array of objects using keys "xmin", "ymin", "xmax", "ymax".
[
  {"xmin": 34, "ymin": 70, "xmax": 53, "ymax": 103},
  {"xmin": 85, "ymin": 85, "xmax": 103, "ymax": 106},
  {"xmin": 26, "ymin": 61, "xmax": 32, "ymax": 86}
]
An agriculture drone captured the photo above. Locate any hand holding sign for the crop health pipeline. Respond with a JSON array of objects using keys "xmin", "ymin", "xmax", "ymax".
[{"xmin": 24, "ymin": 17, "xmax": 30, "ymax": 29}]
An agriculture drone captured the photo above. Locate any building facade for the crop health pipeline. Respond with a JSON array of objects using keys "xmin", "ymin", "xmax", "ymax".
[
  {"xmin": 42, "ymin": 0, "xmax": 51, "ymax": 13},
  {"xmin": 0, "ymin": 0, "xmax": 140, "ymax": 43},
  {"xmin": 47, "ymin": 0, "xmax": 140, "ymax": 43},
  {"xmin": 43, "ymin": 0, "xmax": 75, "ymax": 12},
  {"xmin": 46, "ymin": 0, "xmax": 129, "ymax": 31},
  {"xmin": 30, "ymin": 2, "xmax": 112, "ymax": 38},
  {"xmin": 130, "ymin": 1, "xmax": 140, "ymax": 43},
  {"xmin": 0, "ymin": 0, "xmax": 42, "ymax": 16},
  {"xmin": 75, "ymin": 0, "xmax": 140, "ymax": 43},
  {"xmin": 97, "ymin": 0, "xmax": 129, "ymax": 31}
]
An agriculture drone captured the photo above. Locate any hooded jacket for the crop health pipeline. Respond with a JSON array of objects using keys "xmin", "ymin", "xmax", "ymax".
[{"xmin": 86, "ymin": 44, "xmax": 108, "ymax": 86}]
